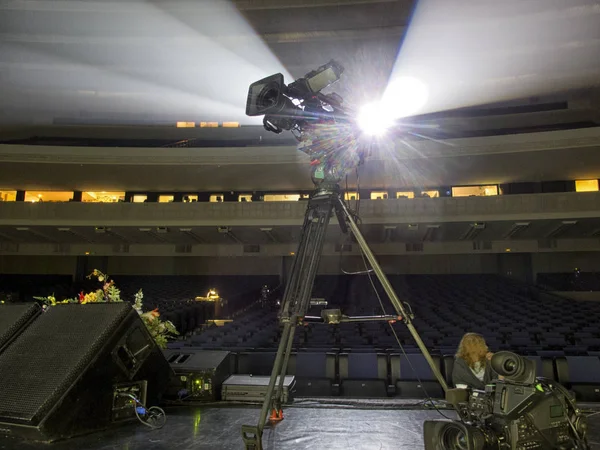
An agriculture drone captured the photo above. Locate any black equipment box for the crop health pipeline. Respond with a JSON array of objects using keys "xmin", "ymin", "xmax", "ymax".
[{"xmin": 163, "ymin": 349, "xmax": 232, "ymax": 402}]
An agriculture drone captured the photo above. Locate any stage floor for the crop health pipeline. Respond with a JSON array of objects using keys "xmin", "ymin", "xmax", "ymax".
[{"xmin": 1, "ymin": 401, "xmax": 600, "ymax": 450}]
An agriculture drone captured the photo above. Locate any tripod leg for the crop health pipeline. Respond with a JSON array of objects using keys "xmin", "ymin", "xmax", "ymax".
[
  {"xmin": 242, "ymin": 321, "xmax": 294, "ymax": 450},
  {"xmin": 337, "ymin": 199, "xmax": 449, "ymax": 393},
  {"xmin": 242, "ymin": 190, "xmax": 337, "ymax": 450},
  {"xmin": 271, "ymin": 324, "xmax": 297, "ymax": 421}
]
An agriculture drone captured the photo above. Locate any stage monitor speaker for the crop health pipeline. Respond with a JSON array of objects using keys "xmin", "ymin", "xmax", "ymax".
[
  {"xmin": 163, "ymin": 349, "xmax": 232, "ymax": 402},
  {"xmin": 0, "ymin": 303, "xmax": 173, "ymax": 442},
  {"xmin": 0, "ymin": 303, "xmax": 42, "ymax": 354}
]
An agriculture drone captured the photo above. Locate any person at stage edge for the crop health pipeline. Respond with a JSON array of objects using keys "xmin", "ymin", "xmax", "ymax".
[{"xmin": 452, "ymin": 332, "xmax": 498, "ymax": 390}]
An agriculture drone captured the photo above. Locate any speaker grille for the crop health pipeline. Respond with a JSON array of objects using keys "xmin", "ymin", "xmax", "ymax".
[
  {"xmin": 0, "ymin": 303, "xmax": 40, "ymax": 352},
  {"xmin": 0, "ymin": 303, "xmax": 132, "ymax": 422}
]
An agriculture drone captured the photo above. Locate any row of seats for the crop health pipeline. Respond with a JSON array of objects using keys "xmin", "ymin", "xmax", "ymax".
[
  {"xmin": 5, "ymin": 273, "xmax": 600, "ymax": 355},
  {"xmin": 538, "ymin": 272, "xmax": 600, "ymax": 291},
  {"xmin": 187, "ymin": 274, "xmax": 600, "ymax": 354},
  {"xmin": 168, "ymin": 346, "xmax": 600, "ymax": 402}
]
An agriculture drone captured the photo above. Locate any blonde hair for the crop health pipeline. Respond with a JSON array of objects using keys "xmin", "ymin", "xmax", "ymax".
[{"xmin": 456, "ymin": 333, "xmax": 488, "ymax": 369}]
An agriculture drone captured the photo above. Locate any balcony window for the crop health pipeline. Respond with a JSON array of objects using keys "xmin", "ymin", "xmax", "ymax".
[
  {"xmin": 264, "ymin": 194, "xmax": 300, "ymax": 202},
  {"xmin": 575, "ymin": 180, "xmax": 599, "ymax": 192},
  {"xmin": 132, "ymin": 195, "xmax": 147, "ymax": 203},
  {"xmin": 0, "ymin": 190, "xmax": 17, "ymax": 202},
  {"xmin": 25, "ymin": 191, "xmax": 73, "ymax": 202},
  {"xmin": 370, "ymin": 191, "xmax": 389, "ymax": 200},
  {"xmin": 83, "ymin": 191, "xmax": 125, "ymax": 203},
  {"xmin": 159, "ymin": 195, "xmax": 175, "ymax": 203},
  {"xmin": 452, "ymin": 185, "xmax": 499, "ymax": 197}
]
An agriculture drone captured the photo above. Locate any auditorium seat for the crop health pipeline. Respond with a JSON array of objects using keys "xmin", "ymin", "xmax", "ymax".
[
  {"xmin": 556, "ymin": 356, "xmax": 600, "ymax": 401},
  {"xmin": 237, "ymin": 351, "xmax": 276, "ymax": 375},
  {"xmin": 287, "ymin": 352, "xmax": 337, "ymax": 396},
  {"xmin": 526, "ymin": 356, "xmax": 555, "ymax": 380},
  {"xmin": 391, "ymin": 353, "xmax": 444, "ymax": 398},
  {"xmin": 442, "ymin": 355, "xmax": 454, "ymax": 387},
  {"xmin": 339, "ymin": 352, "xmax": 388, "ymax": 398}
]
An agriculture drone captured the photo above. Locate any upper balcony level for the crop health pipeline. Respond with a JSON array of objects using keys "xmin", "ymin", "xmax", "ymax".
[
  {"xmin": 0, "ymin": 190, "xmax": 598, "ymax": 227},
  {"xmin": 0, "ymin": 192, "xmax": 599, "ymax": 257},
  {"xmin": 1, "ymin": 127, "xmax": 600, "ymax": 192}
]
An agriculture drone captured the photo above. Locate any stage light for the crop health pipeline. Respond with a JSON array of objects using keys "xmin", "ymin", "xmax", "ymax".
[
  {"xmin": 356, "ymin": 76, "xmax": 427, "ymax": 136},
  {"xmin": 357, "ymin": 102, "xmax": 394, "ymax": 136},
  {"xmin": 383, "ymin": 76, "xmax": 429, "ymax": 119}
]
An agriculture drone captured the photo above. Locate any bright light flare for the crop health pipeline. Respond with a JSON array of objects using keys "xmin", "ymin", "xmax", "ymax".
[
  {"xmin": 0, "ymin": 0, "xmax": 291, "ymax": 125},
  {"xmin": 358, "ymin": 77, "xmax": 428, "ymax": 136},
  {"xmin": 388, "ymin": 0, "xmax": 600, "ymax": 114},
  {"xmin": 357, "ymin": 102, "xmax": 394, "ymax": 136},
  {"xmin": 383, "ymin": 77, "xmax": 429, "ymax": 119}
]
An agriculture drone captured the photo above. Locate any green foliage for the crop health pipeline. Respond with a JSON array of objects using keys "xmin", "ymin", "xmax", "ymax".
[{"xmin": 35, "ymin": 270, "xmax": 179, "ymax": 348}]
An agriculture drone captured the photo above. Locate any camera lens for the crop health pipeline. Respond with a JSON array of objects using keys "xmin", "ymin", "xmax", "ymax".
[
  {"xmin": 441, "ymin": 426, "xmax": 468, "ymax": 450},
  {"xmin": 503, "ymin": 359, "xmax": 516, "ymax": 373},
  {"xmin": 257, "ymin": 84, "xmax": 279, "ymax": 111}
]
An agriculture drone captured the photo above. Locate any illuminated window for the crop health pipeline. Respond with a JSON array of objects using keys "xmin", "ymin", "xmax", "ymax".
[
  {"xmin": 200, "ymin": 122, "xmax": 219, "ymax": 128},
  {"xmin": 344, "ymin": 192, "xmax": 360, "ymax": 201},
  {"xmin": 0, "ymin": 190, "xmax": 17, "ymax": 202},
  {"xmin": 238, "ymin": 194, "xmax": 252, "ymax": 202},
  {"xmin": 159, "ymin": 195, "xmax": 174, "ymax": 203},
  {"xmin": 264, "ymin": 194, "xmax": 300, "ymax": 202},
  {"xmin": 575, "ymin": 180, "xmax": 599, "ymax": 192},
  {"xmin": 25, "ymin": 191, "xmax": 73, "ymax": 203},
  {"xmin": 210, "ymin": 194, "xmax": 224, "ymax": 202},
  {"xmin": 396, "ymin": 191, "xmax": 415, "ymax": 199},
  {"xmin": 370, "ymin": 191, "xmax": 389, "ymax": 200},
  {"xmin": 452, "ymin": 185, "xmax": 499, "ymax": 197},
  {"xmin": 82, "ymin": 191, "xmax": 125, "ymax": 203},
  {"xmin": 222, "ymin": 122, "xmax": 240, "ymax": 128},
  {"xmin": 421, "ymin": 190, "xmax": 439, "ymax": 198},
  {"xmin": 132, "ymin": 195, "xmax": 147, "ymax": 203},
  {"xmin": 182, "ymin": 195, "xmax": 198, "ymax": 202},
  {"xmin": 176, "ymin": 122, "xmax": 195, "ymax": 128}
]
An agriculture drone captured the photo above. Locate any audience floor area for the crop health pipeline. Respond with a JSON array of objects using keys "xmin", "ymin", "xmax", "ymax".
[{"xmin": 1, "ymin": 400, "xmax": 600, "ymax": 450}]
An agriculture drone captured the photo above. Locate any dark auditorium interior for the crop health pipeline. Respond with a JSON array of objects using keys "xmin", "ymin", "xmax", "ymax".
[{"xmin": 2, "ymin": 1, "xmax": 600, "ymax": 449}]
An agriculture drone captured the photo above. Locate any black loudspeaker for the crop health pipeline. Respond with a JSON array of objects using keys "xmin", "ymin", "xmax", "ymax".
[
  {"xmin": 0, "ymin": 303, "xmax": 173, "ymax": 442},
  {"xmin": 163, "ymin": 349, "xmax": 232, "ymax": 402},
  {"xmin": 0, "ymin": 303, "xmax": 41, "ymax": 354}
]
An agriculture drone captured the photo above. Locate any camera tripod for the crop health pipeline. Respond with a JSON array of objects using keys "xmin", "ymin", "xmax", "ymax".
[{"xmin": 241, "ymin": 180, "xmax": 449, "ymax": 450}]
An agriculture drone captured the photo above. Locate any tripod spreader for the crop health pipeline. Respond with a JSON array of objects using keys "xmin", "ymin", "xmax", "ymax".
[{"xmin": 302, "ymin": 312, "xmax": 403, "ymax": 325}]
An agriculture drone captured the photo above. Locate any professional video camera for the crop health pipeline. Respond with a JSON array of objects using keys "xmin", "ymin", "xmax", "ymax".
[
  {"xmin": 424, "ymin": 351, "xmax": 590, "ymax": 450},
  {"xmin": 246, "ymin": 61, "xmax": 366, "ymax": 186},
  {"xmin": 246, "ymin": 60, "xmax": 348, "ymax": 135}
]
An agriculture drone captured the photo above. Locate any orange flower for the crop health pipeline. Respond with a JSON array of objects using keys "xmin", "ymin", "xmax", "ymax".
[{"xmin": 141, "ymin": 308, "xmax": 160, "ymax": 321}]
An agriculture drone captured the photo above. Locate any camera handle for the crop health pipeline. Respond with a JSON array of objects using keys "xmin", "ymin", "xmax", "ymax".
[{"xmin": 241, "ymin": 183, "xmax": 448, "ymax": 450}]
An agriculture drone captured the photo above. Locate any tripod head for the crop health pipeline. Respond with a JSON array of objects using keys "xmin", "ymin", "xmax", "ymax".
[{"xmin": 301, "ymin": 121, "xmax": 366, "ymax": 189}]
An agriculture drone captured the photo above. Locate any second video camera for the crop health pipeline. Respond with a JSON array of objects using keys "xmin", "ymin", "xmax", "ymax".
[{"xmin": 424, "ymin": 351, "xmax": 589, "ymax": 450}]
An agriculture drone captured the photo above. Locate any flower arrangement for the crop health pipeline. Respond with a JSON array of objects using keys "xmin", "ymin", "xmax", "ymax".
[{"xmin": 34, "ymin": 269, "xmax": 178, "ymax": 348}]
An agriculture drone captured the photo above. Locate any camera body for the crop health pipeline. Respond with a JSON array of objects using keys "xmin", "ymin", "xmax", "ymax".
[
  {"xmin": 424, "ymin": 352, "xmax": 589, "ymax": 450},
  {"xmin": 245, "ymin": 60, "xmax": 346, "ymax": 135}
]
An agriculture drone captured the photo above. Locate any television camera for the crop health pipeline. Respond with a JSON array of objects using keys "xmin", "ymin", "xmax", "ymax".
[
  {"xmin": 424, "ymin": 351, "xmax": 590, "ymax": 450},
  {"xmin": 246, "ymin": 59, "xmax": 347, "ymax": 135},
  {"xmin": 246, "ymin": 60, "xmax": 364, "ymax": 186}
]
